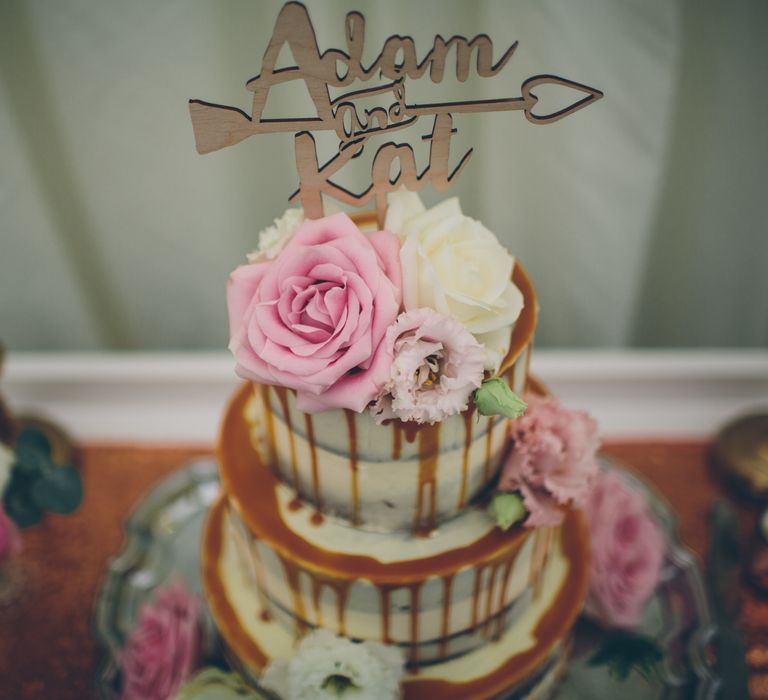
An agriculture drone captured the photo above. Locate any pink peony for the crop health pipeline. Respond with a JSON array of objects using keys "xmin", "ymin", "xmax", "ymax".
[
  {"xmin": 228, "ymin": 213, "xmax": 402, "ymax": 413},
  {"xmin": 584, "ymin": 470, "xmax": 665, "ymax": 628},
  {"xmin": 372, "ymin": 308, "xmax": 486, "ymax": 424},
  {"xmin": 121, "ymin": 580, "xmax": 202, "ymax": 700},
  {"xmin": 0, "ymin": 503, "xmax": 22, "ymax": 564},
  {"xmin": 499, "ymin": 394, "xmax": 600, "ymax": 527}
]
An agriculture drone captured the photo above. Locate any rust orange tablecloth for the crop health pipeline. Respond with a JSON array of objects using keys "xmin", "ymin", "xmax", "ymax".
[{"xmin": 0, "ymin": 441, "xmax": 759, "ymax": 699}]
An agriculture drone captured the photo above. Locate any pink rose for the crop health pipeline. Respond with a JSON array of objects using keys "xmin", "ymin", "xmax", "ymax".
[
  {"xmin": 228, "ymin": 213, "xmax": 402, "ymax": 413},
  {"xmin": 0, "ymin": 503, "xmax": 22, "ymax": 564},
  {"xmin": 121, "ymin": 580, "xmax": 201, "ymax": 700},
  {"xmin": 499, "ymin": 395, "xmax": 600, "ymax": 527},
  {"xmin": 584, "ymin": 471, "xmax": 666, "ymax": 628}
]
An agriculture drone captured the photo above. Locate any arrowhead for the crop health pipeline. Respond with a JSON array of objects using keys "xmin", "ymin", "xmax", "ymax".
[{"xmin": 521, "ymin": 75, "xmax": 603, "ymax": 125}]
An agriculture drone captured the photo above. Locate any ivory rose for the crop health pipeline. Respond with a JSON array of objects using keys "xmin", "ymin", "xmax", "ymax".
[
  {"xmin": 228, "ymin": 213, "xmax": 402, "ymax": 413},
  {"xmin": 385, "ymin": 191, "xmax": 523, "ymax": 371},
  {"xmin": 247, "ymin": 207, "xmax": 304, "ymax": 263},
  {"xmin": 585, "ymin": 470, "xmax": 666, "ymax": 628}
]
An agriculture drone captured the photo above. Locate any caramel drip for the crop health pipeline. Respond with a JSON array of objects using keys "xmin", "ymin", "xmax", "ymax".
[
  {"xmin": 408, "ymin": 584, "xmax": 422, "ymax": 669},
  {"xmin": 414, "ymin": 424, "xmax": 440, "ymax": 534},
  {"xmin": 438, "ymin": 574, "xmax": 455, "ymax": 658},
  {"xmin": 310, "ymin": 576, "xmax": 324, "ymax": 627},
  {"xmin": 534, "ymin": 527, "xmax": 555, "ymax": 599},
  {"xmin": 379, "ymin": 586, "xmax": 393, "ymax": 644},
  {"xmin": 392, "ymin": 423, "xmax": 403, "ymax": 460},
  {"xmin": 248, "ymin": 537, "xmax": 273, "ymax": 622},
  {"xmin": 401, "ymin": 421, "xmax": 422, "ymax": 444},
  {"xmin": 483, "ymin": 416, "xmax": 495, "ymax": 481},
  {"xmin": 482, "ymin": 563, "xmax": 501, "ymax": 637},
  {"xmin": 223, "ymin": 383, "xmax": 532, "ymax": 581},
  {"xmin": 458, "ymin": 408, "xmax": 475, "ymax": 509},
  {"xmin": 288, "ymin": 497, "xmax": 302, "ymax": 511},
  {"xmin": 274, "ymin": 387, "xmax": 300, "ymax": 488},
  {"xmin": 344, "ymin": 410, "xmax": 360, "ymax": 526},
  {"xmin": 334, "ymin": 581, "xmax": 351, "ymax": 637},
  {"xmin": 493, "ymin": 559, "xmax": 516, "ymax": 639},
  {"xmin": 202, "ymin": 494, "xmax": 593, "ymax": 700},
  {"xmin": 470, "ymin": 567, "xmax": 483, "ymax": 629},
  {"xmin": 497, "ymin": 263, "xmax": 537, "ymax": 378},
  {"xmin": 524, "ymin": 344, "xmax": 532, "ymax": 393},
  {"xmin": 307, "ymin": 577, "xmax": 350, "ymax": 635},
  {"xmin": 277, "ymin": 554, "xmax": 308, "ymax": 638},
  {"xmin": 259, "ymin": 384, "xmax": 277, "ymax": 466},
  {"xmin": 528, "ymin": 527, "xmax": 550, "ymax": 590},
  {"xmin": 304, "ymin": 413, "xmax": 323, "ymax": 521}
]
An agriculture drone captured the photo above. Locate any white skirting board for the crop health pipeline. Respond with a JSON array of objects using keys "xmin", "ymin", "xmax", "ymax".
[{"xmin": 3, "ymin": 351, "xmax": 767, "ymax": 443}]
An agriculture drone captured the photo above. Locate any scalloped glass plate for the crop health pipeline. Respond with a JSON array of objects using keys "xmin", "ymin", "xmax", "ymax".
[{"xmin": 93, "ymin": 458, "xmax": 719, "ymax": 699}]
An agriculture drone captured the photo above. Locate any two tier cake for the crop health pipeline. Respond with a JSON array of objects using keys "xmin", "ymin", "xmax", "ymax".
[{"xmin": 201, "ymin": 197, "xmax": 592, "ymax": 699}]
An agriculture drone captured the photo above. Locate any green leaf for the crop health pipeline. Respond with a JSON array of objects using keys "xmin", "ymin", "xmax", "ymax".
[
  {"xmin": 16, "ymin": 428, "xmax": 51, "ymax": 458},
  {"xmin": 3, "ymin": 475, "xmax": 44, "ymax": 527},
  {"xmin": 488, "ymin": 492, "xmax": 526, "ymax": 531},
  {"xmin": 30, "ymin": 465, "xmax": 83, "ymax": 514},
  {"xmin": 588, "ymin": 630, "xmax": 664, "ymax": 682},
  {"xmin": 474, "ymin": 378, "xmax": 527, "ymax": 419},
  {"xmin": 13, "ymin": 428, "xmax": 52, "ymax": 476}
]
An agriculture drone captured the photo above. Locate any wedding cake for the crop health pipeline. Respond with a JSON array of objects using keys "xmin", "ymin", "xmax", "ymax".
[
  {"xmin": 190, "ymin": 4, "xmax": 605, "ymax": 695},
  {"xmin": 200, "ymin": 194, "xmax": 593, "ymax": 699}
]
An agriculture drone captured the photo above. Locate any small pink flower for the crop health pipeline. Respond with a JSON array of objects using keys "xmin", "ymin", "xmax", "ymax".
[
  {"xmin": 499, "ymin": 395, "xmax": 600, "ymax": 527},
  {"xmin": 121, "ymin": 580, "xmax": 202, "ymax": 700},
  {"xmin": 584, "ymin": 470, "xmax": 666, "ymax": 628},
  {"xmin": 372, "ymin": 308, "xmax": 486, "ymax": 424},
  {"xmin": 0, "ymin": 503, "xmax": 22, "ymax": 564},
  {"xmin": 227, "ymin": 213, "xmax": 402, "ymax": 413}
]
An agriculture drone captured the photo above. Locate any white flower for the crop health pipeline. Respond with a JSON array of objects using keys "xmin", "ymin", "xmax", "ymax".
[
  {"xmin": 385, "ymin": 192, "xmax": 523, "ymax": 372},
  {"xmin": 261, "ymin": 630, "xmax": 404, "ymax": 700},
  {"xmin": 383, "ymin": 190, "xmax": 425, "ymax": 238},
  {"xmin": 0, "ymin": 442, "xmax": 13, "ymax": 497},
  {"xmin": 247, "ymin": 207, "xmax": 305, "ymax": 262},
  {"xmin": 372, "ymin": 308, "xmax": 485, "ymax": 424}
]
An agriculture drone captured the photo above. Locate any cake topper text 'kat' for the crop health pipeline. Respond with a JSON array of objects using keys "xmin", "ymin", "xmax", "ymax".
[{"xmin": 189, "ymin": 2, "xmax": 603, "ymax": 224}]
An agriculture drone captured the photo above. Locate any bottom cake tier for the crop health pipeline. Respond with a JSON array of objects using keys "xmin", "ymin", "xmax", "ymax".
[{"xmin": 202, "ymin": 496, "xmax": 590, "ymax": 700}]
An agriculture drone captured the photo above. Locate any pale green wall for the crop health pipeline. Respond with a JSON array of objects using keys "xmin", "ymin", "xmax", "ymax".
[{"xmin": 1, "ymin": 0, "xmax": 766, "ymax": 350}]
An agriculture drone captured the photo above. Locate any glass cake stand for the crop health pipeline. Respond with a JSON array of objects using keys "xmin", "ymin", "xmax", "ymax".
[{"xmin": 93, "ymin": 458, "xmax": 720, "ymax": 699}]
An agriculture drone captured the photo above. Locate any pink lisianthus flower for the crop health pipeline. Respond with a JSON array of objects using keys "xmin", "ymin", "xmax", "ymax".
[
  {"xmin": 0, "ymin": 503, "xmax": 22, "ymax": 564},
  {"xmin": 584, "ymin": 470, "xmax": 666, "ymax": 628},
  {"xmin": 498, "ymin": 395, "xmax": 600, "ymax": 527},
  {"xmin": 371, "ymin": 308, "xmax": 486, "ymax": 424},
  {"xmin": 228, "ymin": 213, "xmax": 402, "ymax": 413},
  {"xmin": 121, "ymin": 580, "xmax": 202, "ymax": 700}
]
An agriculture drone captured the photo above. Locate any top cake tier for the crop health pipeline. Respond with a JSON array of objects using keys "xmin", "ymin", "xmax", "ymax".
[{"xmin": 242, "ymin": 250, "xmax": 537, "ymax": 533}]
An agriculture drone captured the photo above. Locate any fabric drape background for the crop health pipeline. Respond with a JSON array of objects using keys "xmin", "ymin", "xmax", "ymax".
[{"xmin": 1, "ymin": 0, "xmax": 766, "ymax": 351}]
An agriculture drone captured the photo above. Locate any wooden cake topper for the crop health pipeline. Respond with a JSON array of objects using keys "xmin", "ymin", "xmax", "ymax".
[{"xmin": 189, "ymin": 1, "xmax": 603, "ymax": 224}]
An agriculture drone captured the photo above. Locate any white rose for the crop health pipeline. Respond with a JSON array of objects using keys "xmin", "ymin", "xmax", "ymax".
[
  {"xmin": 387, "ymin": 193, "xmax": 523, "ymax": 371},
  {"xmin": 247, "ymin": 207, "xmax": 305, "ymax": 262},
  {"xmin": 384, "ymin": 189, "xmax": 425, "ymax": 238}
]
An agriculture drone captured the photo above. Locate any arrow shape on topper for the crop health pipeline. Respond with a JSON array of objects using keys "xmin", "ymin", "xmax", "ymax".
[{"xmin": 521, "ymin": 75, "xmax": 603, "ymax": 125}]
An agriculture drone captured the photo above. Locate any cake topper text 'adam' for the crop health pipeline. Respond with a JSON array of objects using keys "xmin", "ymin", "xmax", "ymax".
[{"xmin": 189, "ymin": 2, "xmax": 603, "ymax": 222}]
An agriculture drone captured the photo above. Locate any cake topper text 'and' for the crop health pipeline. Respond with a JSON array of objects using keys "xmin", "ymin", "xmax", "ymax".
[{"xmin": 189, "ymin": 2, "xmax": 603, "ymax": 223}]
